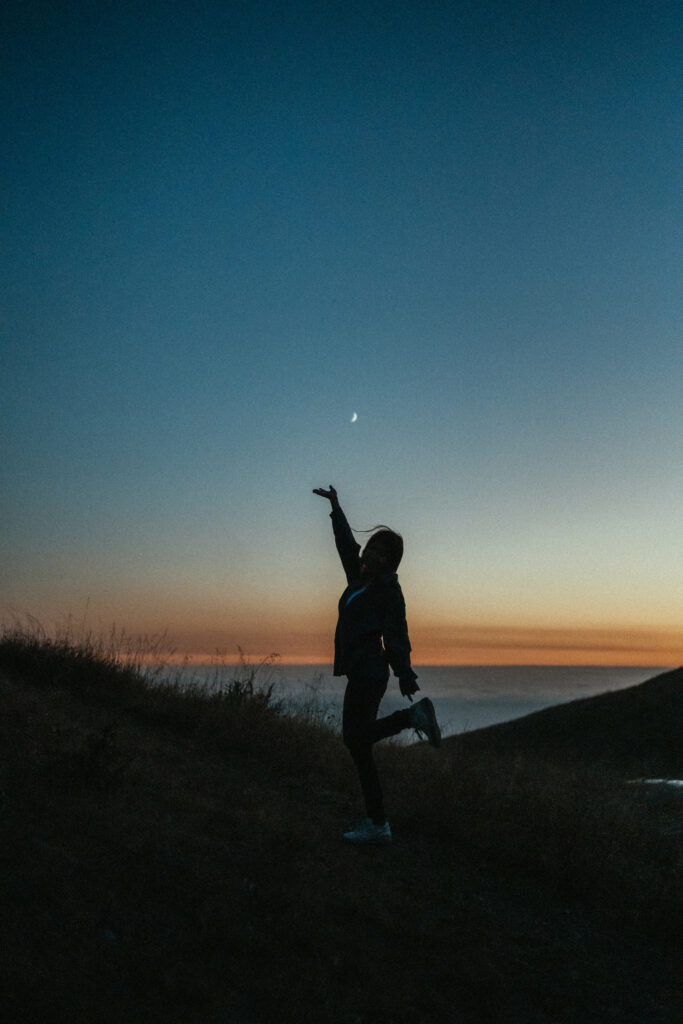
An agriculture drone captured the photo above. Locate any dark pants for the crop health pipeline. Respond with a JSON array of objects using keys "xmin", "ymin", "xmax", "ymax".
[{"xmin": 342, "ymin": 674, "xmax": 412, "ymax": 825}]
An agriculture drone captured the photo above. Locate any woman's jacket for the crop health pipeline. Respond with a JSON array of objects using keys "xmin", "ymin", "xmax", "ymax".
[{"xmin": 330, "ymin": 506, "xmax": 415, "ymax": 683}]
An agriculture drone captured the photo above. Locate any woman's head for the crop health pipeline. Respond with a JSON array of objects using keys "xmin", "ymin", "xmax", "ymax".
[{"xmin": 360, "ymin": 527, "xmax": 403, "ymax": 577}]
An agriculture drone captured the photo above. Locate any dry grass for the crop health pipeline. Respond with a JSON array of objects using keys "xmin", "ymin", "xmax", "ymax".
[{"xmin": 1, "ymin": 625, "xmax": 682, "ymax": 1024}]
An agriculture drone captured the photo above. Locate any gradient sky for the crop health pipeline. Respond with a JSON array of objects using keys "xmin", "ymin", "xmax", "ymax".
[{"xmin": 2, "ymin": 0, "xmax": 682, "ymax": 665}]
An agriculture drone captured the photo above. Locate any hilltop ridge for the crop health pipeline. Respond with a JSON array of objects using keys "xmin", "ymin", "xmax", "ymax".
[
  {"xmin": 0, "ymin": 630, "xmax": 682, "ymax": 1023},
  {"xmin": 451, "ymin": 666, "xmax": 683, "ymax": 777}
]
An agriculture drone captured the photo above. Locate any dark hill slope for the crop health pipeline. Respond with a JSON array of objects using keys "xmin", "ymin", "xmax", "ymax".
[
  {"xmin": 1, "ymin": 634, "xmax": 682, "ymax": 1024},
  {"xmin": 449, "ymin": 667, "xmax": 683, "ymax": 776}
]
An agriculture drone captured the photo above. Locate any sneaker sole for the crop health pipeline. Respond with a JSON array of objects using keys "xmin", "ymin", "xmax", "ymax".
[
  {"xmin": 421, "ymin": 698, "xmax": 441, "ymax": 748},
  {"xmin": 344, "ymin": 835, "xmax": 393, "ymax": 843},
  {"xmin": 343, "ymin": 833, "xmax": 392, "ymax": 845}
]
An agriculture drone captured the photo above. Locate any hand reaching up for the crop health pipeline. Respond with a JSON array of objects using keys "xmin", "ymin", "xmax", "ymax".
[{"xmin": 312, "ymin": 485, "xmax": 340, "ymax": 510}]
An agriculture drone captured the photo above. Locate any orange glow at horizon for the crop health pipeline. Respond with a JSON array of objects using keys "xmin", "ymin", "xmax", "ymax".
[
  {"xmin": 153, "ymin": 622, "xmax": 683, "ymax": 668},
  {"xmin": 32, "ymin": 594, "xmax": 683, "ymax": 668}
]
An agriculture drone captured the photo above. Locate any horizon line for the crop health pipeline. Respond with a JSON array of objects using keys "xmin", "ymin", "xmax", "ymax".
[{"xmin": 134, "ymin": 652, "xmax": 679, "ymax": 669}]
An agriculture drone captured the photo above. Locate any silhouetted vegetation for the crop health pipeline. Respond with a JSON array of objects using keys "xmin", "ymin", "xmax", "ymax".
[{"xmin": 1, "ymin": 626, "xmax": 681, "ymax": 1023}]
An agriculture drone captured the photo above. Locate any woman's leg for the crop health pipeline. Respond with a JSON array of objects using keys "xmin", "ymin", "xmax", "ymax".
[
  {"xmin": 342, "ymin": 676, "xmax": 411, "ymax": 824},
  {"xmin": 371, "ymin": 706, "xmax": 412, "ymax": 743}
]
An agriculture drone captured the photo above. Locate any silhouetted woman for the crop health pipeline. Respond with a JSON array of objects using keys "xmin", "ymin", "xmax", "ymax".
[{"xmin": 313, "ymin": 484, "xmax": 440, "ymax": 844}]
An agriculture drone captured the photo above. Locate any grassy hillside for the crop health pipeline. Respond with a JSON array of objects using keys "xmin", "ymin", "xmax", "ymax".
[
  {"xmin": 1, "ymin": 628, "xmax": 682, "ymax": 1024},
  {"xmin": 451, "ymin": 666, "xmax": 683, "ymax": 777}
]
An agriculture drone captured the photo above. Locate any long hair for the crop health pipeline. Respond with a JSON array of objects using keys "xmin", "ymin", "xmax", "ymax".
[{"xmin": 355, "ymin": 524, "xmax": 404, "ymax": 572}]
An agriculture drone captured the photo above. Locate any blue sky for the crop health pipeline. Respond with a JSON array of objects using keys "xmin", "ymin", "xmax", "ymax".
[{"xmin": 2, "ymin": 0, "xmax": 682, "ymax": 662}]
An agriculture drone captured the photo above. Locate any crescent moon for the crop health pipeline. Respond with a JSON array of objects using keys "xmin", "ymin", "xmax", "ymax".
[{"xmin": 350, "ymin": 412, "xmax": 358, "ymax": 423}]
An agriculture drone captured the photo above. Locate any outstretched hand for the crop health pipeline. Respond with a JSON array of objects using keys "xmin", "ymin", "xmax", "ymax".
[{"xmin": 312, "ymin": 485, "xmax": 339, "ymax": 509}]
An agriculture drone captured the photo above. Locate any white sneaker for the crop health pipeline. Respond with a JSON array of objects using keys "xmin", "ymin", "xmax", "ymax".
[
  {"xmin": 343, "ymin": 818, "xmax": 392, "ymax": 845},
  {"xmin": 410, "ymin": 698, "xmax": 441, "ymax": 747}
]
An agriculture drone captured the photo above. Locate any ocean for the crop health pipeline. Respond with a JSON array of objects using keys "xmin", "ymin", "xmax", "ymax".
[{"xmin": 172, "ymin": 663, "xmax": 665, "ymax": 741}]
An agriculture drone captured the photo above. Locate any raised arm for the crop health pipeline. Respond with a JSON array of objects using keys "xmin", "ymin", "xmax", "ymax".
[{"xmin": 313, "ymin": 485, "xmax": 361, "ymax": 583}]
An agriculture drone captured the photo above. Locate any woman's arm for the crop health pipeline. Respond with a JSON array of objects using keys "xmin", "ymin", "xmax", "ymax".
[
  {"xmin": 313, "ymin": 485, "xmax": 361, "ymax": 583},
  {"xmin": 381, "ymin": 583, "xmax": 420, "ymax": 700}
]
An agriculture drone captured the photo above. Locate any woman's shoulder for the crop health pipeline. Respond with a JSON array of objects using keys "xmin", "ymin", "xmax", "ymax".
[{"xmin": 371, "ymin": 573, "xmax": 404, "ymax": 600}]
